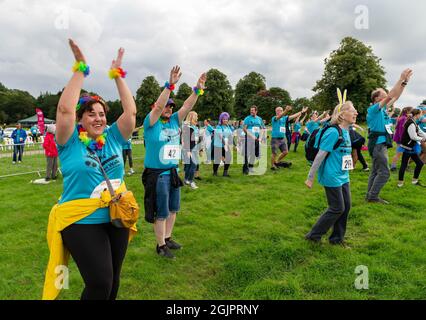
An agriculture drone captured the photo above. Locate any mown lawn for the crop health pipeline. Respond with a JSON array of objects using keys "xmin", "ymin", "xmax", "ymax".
[{"xmin": 0, "ymin": 138, "xmax": 425, "ymax": 300}]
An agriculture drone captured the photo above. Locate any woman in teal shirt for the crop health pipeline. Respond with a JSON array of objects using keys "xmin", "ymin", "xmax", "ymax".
[
  {"xmin": 213, "ymin": 112, "xmax": 233, "ymax": 177},
  {"xmin": 53, "ymin": 40, "xmax": 136, "ymax": 300},
  {"xmin": 304, "ymin": 101, "xmax": 358, "ymax": 247}
]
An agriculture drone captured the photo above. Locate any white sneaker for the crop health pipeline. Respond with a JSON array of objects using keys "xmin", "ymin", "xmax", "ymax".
[
  {"xmin": 184, "ymin": 180, "xmax": 190, "ymax": 185},
  {"xmin": 18, "ymin": 161, "xmax": 21, "ymax": 163},
  {"xmin": 190, "ymin": 182, "xmax": 199, "ymax": 189},
  {"xmin": 12, "ymin": 161, "xmax": 16, "ymax": 164},
  {"xmin": 128, "ymin": 168, "xmax": 135, "ymax": 175},
  {"xmin": 397, "ymin": 182, "xmax": 404, "ymax": 188}
]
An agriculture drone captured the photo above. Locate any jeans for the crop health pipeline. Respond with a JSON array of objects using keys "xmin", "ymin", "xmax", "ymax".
[{"xmin": 367, "ymin": 144, "xmax": 390, "ymax": 200}]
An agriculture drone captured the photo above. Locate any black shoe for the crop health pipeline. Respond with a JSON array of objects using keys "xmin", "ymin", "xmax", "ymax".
[
  {"xmin": 157, "ymin": 245, "xmax": 175, "ymax": 258},
  {"xmin": 194, "ymin": 177, "xmax": 202, "ymax": 181},
  {"xmin": 305, "ymin": 235, "xmax": 321, "ymax": 244},
  {"xmin": 367, "ymin": 198, "xmax": 390, "ymax": 205},
  {"xmin": 223, "ymin": 171, "xmax": 231, "ymax": 177},
  {"xmin": 52, "ymin": 176, "xmax": 57, "ymax": 180},
  {"xmin": 271, "ymin": 166, "xmax": 278, "ymax": 171},
  {"xmin": 390, "ymin": 166, "xmax": 397, "ymax": 172},
  {"xmin": 213, "ymin": 172, "xmax": 218, "ymax": 176},
  {"xmin": 166, "ymin": 238, "xmax": 182, "ymax": 250},
  {"xmin": 330, "ymin": 241, "xmax": 351, "ymax": 249},
  {"xmin": 276, "ymin": 161, "xmax": 292, "ymax": 168},
  {"xmin": 45, "ymin": 178, "xmax": 50, "ymax": 181}
]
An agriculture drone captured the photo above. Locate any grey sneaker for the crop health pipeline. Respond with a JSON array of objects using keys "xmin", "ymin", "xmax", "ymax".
[
  {"xmin": 166, "ymin": 238, "xmax": 182, "ymax": 250},
  {"xmin": 157, "ymin": 245, "xmax": 175, "ymax": 259},
  {"xmin": 367, "ymin": 198, "xmax": 390, "ymax": 205}
]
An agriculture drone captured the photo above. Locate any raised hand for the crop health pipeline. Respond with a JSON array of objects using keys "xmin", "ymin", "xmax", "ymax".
[
  {"xmin": 302, "ymin": 106, "xmax": 309, "ymax": 113},
  {"xmin": 196, "ymin": 73, "xmax": 207, "ymax": 89},
  {"xmin": 68, "ymin": 39, "xmax": 86, "ymax": 63},
  {"xmin": 401, "ymin": 68, "xmax": 413, "ymax": 82},
  {"xmin": 169, "ymin": 66, "xmax": 182, "ymax": 85},
  {"xmin": 111, "ymin": 48, "xmax": 125, "ymax": 69}
]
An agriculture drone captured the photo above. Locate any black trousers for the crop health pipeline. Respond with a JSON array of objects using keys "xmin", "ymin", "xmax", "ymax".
[
  {"xmin": 122, "ymin": 149, "xmax": 133, "ymax": 168},
  {"xmin": 399, "ymin": 152, "xmax": 424, "ymax": 181},
  {"xmin": 61, "ymin": 223, "xmax": 129, "ymax": 300},
  {"xmin": 243, "ymin": 136, "xmax": 259, "ymax": 173},
  {"xmin": 306, "ymin": 183, "xmax": 351, "ymax": 243}
]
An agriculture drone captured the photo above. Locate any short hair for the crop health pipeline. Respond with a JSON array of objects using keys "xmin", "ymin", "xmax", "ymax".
[{"xmin": 76, "ymin": 94, "xmax": 108, "ymax": 121}]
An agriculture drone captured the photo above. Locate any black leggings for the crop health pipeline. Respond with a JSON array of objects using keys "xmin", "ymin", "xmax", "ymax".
[
  {"xmin": 61, "ymin": 223, "xmax": 129, "ymax": 300},
  {"xmin": 122, "ymin": 149, "xmax": 133, "ymax": 168},
  {"xmin": 399, "ymin": 152, "xmax": 424, "ymax": 181}
]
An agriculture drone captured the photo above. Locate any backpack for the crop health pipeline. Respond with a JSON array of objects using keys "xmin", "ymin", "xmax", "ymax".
[{"xmin": 305, "ymin": 124, "xmax": 344, "ymax": 162}]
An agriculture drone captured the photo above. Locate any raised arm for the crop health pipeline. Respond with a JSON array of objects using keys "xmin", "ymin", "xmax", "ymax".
[
  {"xmin": 300, "ymin": 113, "xmax": 307, "ymax": 125},
  {"xmin": 56, "ymin": 39, "xmax": 86, "ymax": 145},
  {"xmin": 276, "ymin": 106, "xmax": 292, "ymax": 120},
  {"xmin": 111, "ymin": 48, "xmax": 136, "ymax": 140},
  {"xmin": 150, "ymin": 66, "xmax": 182, "ymax": 126},
  {"xmin": 379, "ymin": 69, "xmax": 413, "ymax": 108},
  {"xmin": 178, "ymin": 73, "xmax": 207, "ymax": 124},
  {"xmin": 289, "ymin": 106, "xmax": 308, "ymax": 121}
]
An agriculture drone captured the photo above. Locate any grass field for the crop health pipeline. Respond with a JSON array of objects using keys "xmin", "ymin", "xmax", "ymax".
[{"xmin": 0, "ymin": 137, "xmax": 425, "ymax": 300}]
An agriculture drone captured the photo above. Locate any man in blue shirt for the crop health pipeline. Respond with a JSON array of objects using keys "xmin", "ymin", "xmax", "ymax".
[
  {"xmin": 270, "ymin": 105, "xmax": 308, "ymax": 170},
  {"xmin": 366, "ymin": 68, "xmax": 413, "ymax": 204},
  {"xmin": 242, "ymin": 105, "xmax": 265, "ymax": 175},
  {"xmin": 30, "ymin": 124, "xmax": 40, "ymax": 143},
  {"xmin": 11, "ymin": 123, "xmax": 27, "ymax": 164},
  {"xmin": 142, "ymin": 66, "xmax": 207, "ymax": 259}
]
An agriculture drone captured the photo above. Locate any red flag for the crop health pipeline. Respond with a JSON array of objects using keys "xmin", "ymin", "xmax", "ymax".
[{"xmin": 36, "ymin": 108, "xmax": 45, "ymax": 135}]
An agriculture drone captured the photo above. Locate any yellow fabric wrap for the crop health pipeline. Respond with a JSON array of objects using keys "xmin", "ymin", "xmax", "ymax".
[{"xmin": 42, "ymin": 182, "xmax": 137, "ymax": 300}]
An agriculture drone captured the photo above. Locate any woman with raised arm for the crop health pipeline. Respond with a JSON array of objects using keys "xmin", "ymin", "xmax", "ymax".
[
  {"xmin": 142, "ymin": 68, "xmax": 206, "ymax": 259},
  {"xmin": 43, "ymin": 39, "xmax": 137, "ymax": 300}
]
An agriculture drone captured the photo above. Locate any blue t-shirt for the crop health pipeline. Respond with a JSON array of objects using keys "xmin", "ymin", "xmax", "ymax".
[
  {"xmin": 418, "ymin": 115, "xmax": 426, "ymax": 132},
  {"xmin": 213, "ymin": 125, "xmax": 233, "ymax": 148},
  {"xmin": 243, "ymin": 115, "xmax": 264, "ymax": 138},
  {"xmin": 317, "ymin": 127, "xmax": 352, "ymax": 188},
  {"xmin": 58, "ymin": 122, "xmax": 127, "ymax": 224},
  {"xmin": 122, "ymin": 138, "xmax": 132, "ymax": 150},
  {"xmin": 367, "ymin": 103, "xmax": 388, "ymax": 145},
  {"xmin": 305, "ymin": 120, "xmax": 320, "ymax": 135},
  {"xmin": 31, "ymin": 126, "xmax": 38, "ymax": 135},
  {"xmin": 205, "ymin": 124, "xmax": 214, "ymax": 137},
  {"xmin": 143, "ymin": 112, "xmax": 181, "ymax": 172},
  {"xmin": 271, "ymin": 116, "xmax": 288, "ymax": 139},
  {"xmin": 294, "ymin": 122, "xmax": 302, "ymax": 133}
]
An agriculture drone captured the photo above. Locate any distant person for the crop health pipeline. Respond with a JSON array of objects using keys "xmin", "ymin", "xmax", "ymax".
[
  {"xmin": 122, "ymin": 138, "xmax": 135, "ymax": 175},
  {"xmin": 11, "ymin": 123, "xmax": 27, "ymax": 164},
  {"xmin": 397, "ymin": 109, "xmax": 426, "ymax": 187},
  {"xmin": 390, "ymin": 107, "xmax": 413, "ymax": 171},
  {"xmin": 43, "ymin": 125, "xmax": 58, "ymax": 181},
  {"xmin": 30, "ymin": 124, "xmax": 40, "ymax": 143},
  {"xmin": 242, "ymin": 106, "xmax": 265, "ymax": 175}
]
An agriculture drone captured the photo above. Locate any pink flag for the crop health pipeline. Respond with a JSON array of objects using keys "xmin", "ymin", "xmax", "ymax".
[{"xmin": 36, "ymin": 108, "xmax": 45, "ymax": 135}]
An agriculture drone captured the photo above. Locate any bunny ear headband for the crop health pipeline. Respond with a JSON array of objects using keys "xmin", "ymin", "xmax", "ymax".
[{"xmin": 337, "ymin": 88, "xmax": 347, "ymax": 112}]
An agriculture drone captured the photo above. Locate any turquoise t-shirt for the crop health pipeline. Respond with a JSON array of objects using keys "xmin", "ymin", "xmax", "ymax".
[
  {"xmin": 271, "ymin": 116, "xmax": 288, "ymax": 139},
  {"xmin": 213, "ymin": 125, "xmax": 233, "ymax": 148},
  {"xmin": 243, "ymin": 115, "xmax": 264, "ymax": 138},
  {"xmin": 122, "ymin": 138, "xmax": 132, "ymax": 150},
  {"xmin": 205, "ymin": 124, "xmax": 214, "ymax": 137},
  {"xmin": 418, "ymin": 115, "xmax": 426, "ymax": 132},
  {"xmin": 294, "ymin": 122, "xmax": 302, "ymax": 133},
  {"xmin": 305, "ymin": 120, "xmax": 320, "ymax": 135},
  {"xmin": 317, "ymin": 127, "xmax": 352, "ymax": 188},
  {"xmin": 143, "ymin": 112, "xmax": 181, "ymax": 173},
  {"xmin": 58, "ymin": 122, "xmax": 127, "ymax": 224},
  {"xmin": 367, "ymin": 103, "xmax": 388, "ymax": 145}
]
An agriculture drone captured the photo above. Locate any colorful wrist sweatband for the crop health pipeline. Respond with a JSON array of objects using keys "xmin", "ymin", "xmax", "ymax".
[
  {"xmin": 193, "ymin": 86, "xmax": 204, "ymax": 96},
  {"xmin": 165, "ymin": 81, "xmax": 175, "ymax": 91},
  {"xmin": 109, "ymin": 67, "xmax": 127, "ymax": 79},
  {"xmin": 72, "ymin": 61, "xmax": 90, "ymax": 77}
]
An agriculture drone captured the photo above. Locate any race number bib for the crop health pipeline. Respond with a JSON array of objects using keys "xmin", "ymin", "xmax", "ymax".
[
  {"xmin": 385, "ymin": 124, "xmax": 393, "ymax": 135},
  {"xmin": 252, "ymin": 127, "xmax": 260, "ymax": 133},
  {"xmin": 280, "ymin": 127, "xmax": 286, "ymax": 134},
  {"xmin": 342, "ymin": 155, "xmax": 354, "ymax": 171},
  {"xmin": 163, "ymin": 145, "xmax": 180, "ymax": 160}
]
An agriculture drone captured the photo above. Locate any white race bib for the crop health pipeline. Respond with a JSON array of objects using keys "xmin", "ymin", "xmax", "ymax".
[
  {"xmin": 163, "ymin": 145, "xmax": 181, "ymax": 160},
  {"xmin": 252, "ymin": 127, "xmax": 260, "ymax": 133},
  {"xmin": 385, "ymin": 124, "xmax": 393, "ymax": 135},
  {"xmin": 90, "ymin": 179, "xmax": 122, "ymax": 199},
  {"xmin": 342, "ymin": 155, "xmax": 354, "ymax": 171},
  {"xmin": 280, "ymin": 127, "xmax": 286, "ymax": 134}
]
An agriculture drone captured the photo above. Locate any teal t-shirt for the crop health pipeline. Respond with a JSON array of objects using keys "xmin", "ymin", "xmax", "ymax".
[
  {"xmin": 367, "ymin": 103, "xmax": 388, "ymax": 145},
  {"xmin": 58, "ymin": 122, "xmax": 127, "ymax": 224},
  {"xmin": 317, "ymin": 127, "xmax": 352, "ymax": 188},
  {"xmin": 205, "ymin": 124, "xmax": 214, "ymax": 137},
  {"xmin": 305, "ymin": 120, "xmax": 320, "ymax": 135},
  {"xmin": 213, "ymin": 125, "xmax": 233, "ymax": 148},
  {"xmin": 418, "ymin": 115, "xmax": 426, "ymax": 132},
  {"xmin": 243, "ymin": 115, "xmax": 264, "ymax": 138},
  {"xmin": 294, "ymin": 122, "xmax": 302, "ymax": 133},
  {"xmin": 271, "ymin": 116, "xmax": 288, "ymax": 139},
  {"xmin": 122, "ymin": 138, "xmax": 132, "ymax": 150},
  {"xmin": 143, "ymin": 112, "xmax": 181, "ymax": 173}
]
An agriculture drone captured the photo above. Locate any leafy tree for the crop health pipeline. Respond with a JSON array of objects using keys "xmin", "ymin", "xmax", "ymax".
[
  {"xmin": 135, "ymin": 76, "xmax": 161, "ymax": 125},
  {"xmin": 0, "ymin": 89, "xmax": 36, "ymax": 124},
  {"xmin": 234, "ymin": 72, "xmax": 266, "ymax": 119},
  {"xmin": 247, "ymin": 87, "xmax": 292, "ymax": 123},
  {"xmin": 293, "ymin": 97, "xmax": 315, "ymax": 111},
  {"xmin": 194, "ymin": 69, "xmax": 234, "ymax": 121},
  {"xmin": 312, "ymin": 37, "xmax": 386, "ymax": 119},
  {"xmin": 106, "ymin": 100, "xmax": 123, "ymax": 124},
  {"xmin": 174, "ymin": 83, "xmax": 192, "ymax": 108}
]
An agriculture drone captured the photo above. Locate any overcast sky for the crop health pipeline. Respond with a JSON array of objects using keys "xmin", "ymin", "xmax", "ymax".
[{"xmin": 1, "ymin": 0, "xmax": 425, "ymax": 108}]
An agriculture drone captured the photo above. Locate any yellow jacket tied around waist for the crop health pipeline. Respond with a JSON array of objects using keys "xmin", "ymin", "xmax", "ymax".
[{"xmin": 42, "ymin": 182, "xmax": 137, "ymax": 300}]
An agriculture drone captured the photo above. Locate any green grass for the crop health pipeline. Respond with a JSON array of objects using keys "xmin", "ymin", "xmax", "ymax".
[{"xmin": 0, "ymin": 137, "xmax": 425, "ymax": 300}]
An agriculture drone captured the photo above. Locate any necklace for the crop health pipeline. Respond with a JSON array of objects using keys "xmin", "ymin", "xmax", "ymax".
[{"xmin": 77, "ymin": 125, "xmax": 107, "ymax": 151}]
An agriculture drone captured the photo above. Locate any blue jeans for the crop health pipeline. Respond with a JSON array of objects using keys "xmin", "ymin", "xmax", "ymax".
[
  {"xmin": 155, "ymin": 174, "xmax": 181, "ymax": 220},
  {"xmin": 183, "ymin": 151, "xmax": 198, "ymax": 182}
]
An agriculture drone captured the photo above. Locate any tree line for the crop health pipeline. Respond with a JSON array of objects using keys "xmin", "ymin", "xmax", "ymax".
[{"xmin": 1, "ymin": 37, "xmax": 423, "ymax": 126}]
